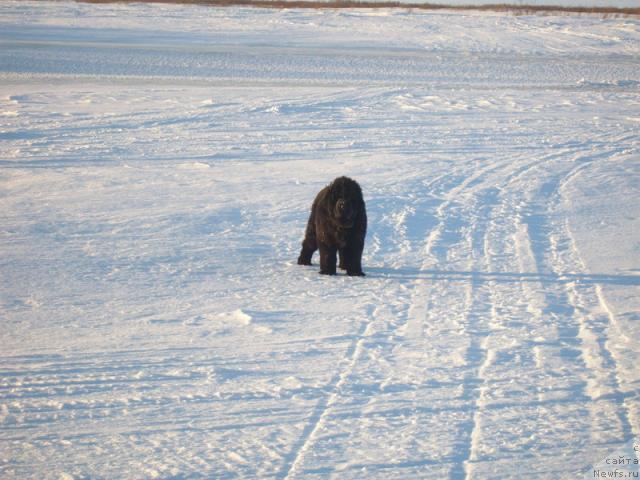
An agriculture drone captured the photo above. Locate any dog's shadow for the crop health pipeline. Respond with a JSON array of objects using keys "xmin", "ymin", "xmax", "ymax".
[{"xmin": 365, "ymin": 266, "xmax": 639, "ymax": 287}]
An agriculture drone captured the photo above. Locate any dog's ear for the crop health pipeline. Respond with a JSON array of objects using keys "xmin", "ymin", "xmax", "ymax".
[
  {"xmin": 351, "ymin": 181, "xmax": 363, "ymax": 203},
  {"xmin": 341, "ymin": 178, "xmax": 362, "ymax": 207},
  {"xmin": 328, "ymin": 178, "xmax": 340, "ymax": 204}
]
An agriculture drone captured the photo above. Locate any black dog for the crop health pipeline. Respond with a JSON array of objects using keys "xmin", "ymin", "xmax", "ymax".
[{"xmin": 297, "ymin": 176, "xmax": 367, "ymax": 276}]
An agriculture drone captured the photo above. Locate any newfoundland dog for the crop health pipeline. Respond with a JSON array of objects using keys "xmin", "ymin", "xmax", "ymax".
[{"xmin": 297, "ymin": 176, "xmax": 367, "ymax": 276}]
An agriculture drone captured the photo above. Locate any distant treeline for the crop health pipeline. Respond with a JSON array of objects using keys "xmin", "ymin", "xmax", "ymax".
[{"xmin": 76, "ymin": 0, "xmax": 640, "ymax": 16}]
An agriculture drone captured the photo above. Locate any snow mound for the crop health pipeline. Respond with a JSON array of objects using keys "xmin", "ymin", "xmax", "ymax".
[{"xmin": 217, "ymin": 309, "xmax": 253, "ymax": 326}]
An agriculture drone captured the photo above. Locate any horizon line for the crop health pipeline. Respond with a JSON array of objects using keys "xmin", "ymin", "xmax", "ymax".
[{"xmin": 74, "ymin": 0, "xmax": 640, "ymax": 16}]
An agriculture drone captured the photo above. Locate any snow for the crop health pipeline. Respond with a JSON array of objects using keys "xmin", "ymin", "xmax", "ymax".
[{"xmin": 1, "ymin": 1, "xmax": 639, "ymax": 479}]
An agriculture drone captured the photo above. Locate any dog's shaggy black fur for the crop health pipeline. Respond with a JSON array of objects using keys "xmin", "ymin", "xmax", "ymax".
[{"xmin": 297, "ymin": 176, "xmax": 367, "ymax": 276}]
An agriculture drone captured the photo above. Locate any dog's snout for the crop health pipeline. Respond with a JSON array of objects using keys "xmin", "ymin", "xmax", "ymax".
[{"xmin": 336, "ymin": 199, "xmax": 353, "ymax": 220}]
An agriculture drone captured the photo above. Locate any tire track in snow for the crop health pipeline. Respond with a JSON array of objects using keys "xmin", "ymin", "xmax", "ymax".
[
  {"xmin": 502, "ymin": 149, "xmax": 609, "ymax": 464},
  {"xmin": 393, "ymin": 159, "xmax": 510, "ymax": 479},
  {"xmin": 429, "ymin": 151, "xmax": 574, "ymax": 477},
  {"xmin": 279, "ymin": 304, "xmax": 377, "ymax": 479},
  {"xmin": 356, "ymin": 160, "xmax": 493, "ymax": 476},
  {"xmin": 534, "ymin": 153, "xmax": 633, "ymax": 436},
  {"xmin": 459, "ymin": 186, "xmax": 504, "ymax": 480},
  {"xmin": 552, "ymin": 153, "xmax": 637, "ymax": 440},
  {"xmin": 558, "ymin": 225, "xmax": 637, "ymax": 441},
  {"xmin": 510, "ymin": 145, "xmax": 635, "ymax": 453},
  {"xmin": 402, "ymin": 159, "xmax": 509, "ymax": 339},
  {"xmin": 467, "ymin": 152, "xmax": 592, "ymax": 475}
]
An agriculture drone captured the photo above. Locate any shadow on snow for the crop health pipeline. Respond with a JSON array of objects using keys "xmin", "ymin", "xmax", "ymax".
[{"xmin": 366, "ymin": 266, "xmax": 639, "ymax": 287}]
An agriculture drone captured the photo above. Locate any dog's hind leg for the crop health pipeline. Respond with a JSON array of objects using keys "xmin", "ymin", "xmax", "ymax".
[
  {"xmin": 298, "ymin": 237, "xmax": 317, "ymax": 265},
  {"xmin": 297, "ymin": 211, "xmax": 317, "ymax": 265},
  {"xmin": 344, "ymin": 241, "xmax": 365, "ymax": 276}
]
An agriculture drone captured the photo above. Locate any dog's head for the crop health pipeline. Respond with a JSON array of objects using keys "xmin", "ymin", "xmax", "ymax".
[{"xmin": 329, "ymin": 176, "xmax": 363, "ymax": 227}]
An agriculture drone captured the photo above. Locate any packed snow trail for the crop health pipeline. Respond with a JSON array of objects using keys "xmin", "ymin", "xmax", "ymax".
[{"xmin": 1, "ymin": 2, "xmax": 639, "ymax": 479}]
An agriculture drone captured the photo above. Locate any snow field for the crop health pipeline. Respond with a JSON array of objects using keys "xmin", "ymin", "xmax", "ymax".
[{"xmin": 1, "ymin": 2, "xmax": 639, "ymax": 479}]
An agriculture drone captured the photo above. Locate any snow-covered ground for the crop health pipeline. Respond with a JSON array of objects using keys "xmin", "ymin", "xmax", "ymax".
[{"xmin": 1, "ymin": 2, "xmax": 639, "ymax": 478}]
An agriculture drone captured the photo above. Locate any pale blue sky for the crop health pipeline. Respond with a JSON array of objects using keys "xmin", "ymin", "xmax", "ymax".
[{"xmin": 423, "ymin": 0, "xmax": 638, "ymax": 7}]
